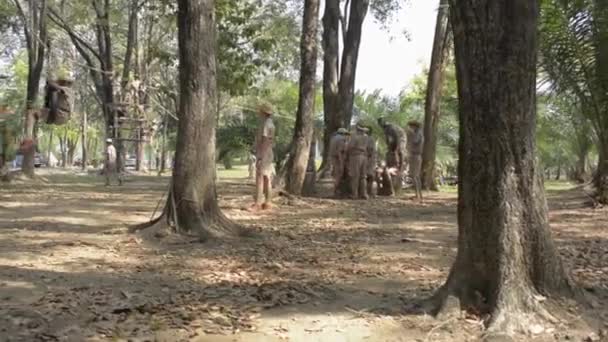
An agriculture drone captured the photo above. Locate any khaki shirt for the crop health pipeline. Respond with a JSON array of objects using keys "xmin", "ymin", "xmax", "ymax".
[
  {"xmin": 366, "ymin": 136, "xmax": 377, "ymax": 174},
  {"xmin": 105, "ymin": 144, "xmax": 117, "ymax": 168},
  {"xmin": 255, "ymin": 116, "xmax": 275, "ymax": 165},
  {"xmin": 406, "ymin": 128, "xmax": 424, "ymax": 156},
  {"xmin": 348, "ymin": 132, "xmax": 368, "ymax": 156},
  {"xmin": 329, "ymin": 134, "xmax": 348, "ymax": 159}
]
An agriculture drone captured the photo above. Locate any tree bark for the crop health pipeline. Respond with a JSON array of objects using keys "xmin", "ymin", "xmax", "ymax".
[
  {"xmin": 47, "ymin": 128, "xmax": 53, "ymax": 167},
  {"xmin": 149, "ymin": 0, "xmax": 240, "ymax": 240},
  {"xmin": 59, "ymin": 130, "xmax": 67, "ymax": 167},
  {"xmin": 285, "ymin": 0, "xmax": 320, "ymax": 195},
  {"xmin": 81, "ymin": 111, "xmax": 87, "ymax": 170},
  {"xmin": 337, "ymin": 0, "xmax": 369, "ymax": 128},
  {"xmin": 595, "ymin": 140, "xmax": 608, "ymax": 203},
  {"xmin": 15, "ymin": 0, "xmax": 48, "ymax": 177},
  {"xmin": 431, "ymin": 0, "xmax": 574, "ymax": 334},
  {"xmin": 319, "ymin": 0, "xmax": 341, "ymax": 177},
  {"xmin": 421, "ymin": 0, "xmax": 450, "ymax": 191},
  {"xmin": 159, "ymin": 113, "xmax": 168, "ymax": 174},
  {"xmin": 593, "ymin": 0, "xmax": 608, "ymax": 203}
]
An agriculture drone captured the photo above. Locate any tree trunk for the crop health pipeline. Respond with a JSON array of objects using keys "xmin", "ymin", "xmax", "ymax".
[
  {"xmin": 285, "ymin": 0, "xmax": 320, "ymax": 195},
  {"xmin": 152, "ymin": 0, "xmax": 240, "ymax": 239},
  {"xmin": 18, "ymin": 0, "xmax": 48, "ymax": 177},
  {"xmin": 593, "ymin": 0, "xmax": 608, "ymax": 203},
  {"xmin": 81, "ymin": 111, "xmax": 87, "ymax": 170},
  {"xmin": 595, "ymin": 140, "xmax": 608, "ymax": 203},
  {"xmin": 47, "ymin": 128, "xmax": 53, "ymax": 167},
  {"xmin": 302, "ymin": 139, "xmax": 318, "ymax": 196},
  {"xmin": 555, "ymin": 163, "xmax": 561, "ymax": 180},
  {"xmin": 59, "ymin": 132, "xmax": 67, "ymax": 167},
  {"xmin": 136, "ymin": 125, "xmax": 144, "ymax": 171},
  {"xmin": 319, "ymin": 0, "xmax": 341, "ymax": 177},
  {"xmin": 337, "ymin": 0, "xmax": 369, "ymax": 128},
  {"xmin": 421, "ymin": 0, "xmax": 450, "ymax": 191},
  {"xmin": 432, "ymin": 0, "xmax": 574, "ymax": 334},
  {"xmin": 67, "ymin": 137, "xmax": 78, "ymax": 166},
  {"xmin": 159, "ymin": 113, "xmax": 168, "ymax": 174}
]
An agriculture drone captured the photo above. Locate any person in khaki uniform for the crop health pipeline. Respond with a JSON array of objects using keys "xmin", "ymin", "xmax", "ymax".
[
  {"xmin": 251, "ymin": 104, "xmax": 275, "ymax": 211},
  {"xmin": 104, "ymin": 138, "xmax": 122, "ymax": 186},
  {"xmin": 377, "ymin": 117, "xmax": 407, "ymax": 177},
  {"xmin": 347, "ymin": 125, "xmax": 369, "ymax": 200},
  {"xmin": 328, "ymin": 128, "xmax": 350, "ymax": 197},
  {"xmin": 364, "ymin": 127, "xmax": 377, "ymax": 197},
  {"xmin": 406, "ymin": 120, "xmax": 424, "ymax": 201}
]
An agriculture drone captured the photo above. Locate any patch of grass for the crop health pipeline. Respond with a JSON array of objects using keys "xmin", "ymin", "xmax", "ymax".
[
  {"xmin": 439, "ymin": 185, "xmax": 458, "ymax": 193},
  {"xmin": 217, "ymin": 164, "xmax": 250, "ymax": 179},
  {"xmin": 544, "ymin": 180, "xmax": 576, "ymax": 192}
]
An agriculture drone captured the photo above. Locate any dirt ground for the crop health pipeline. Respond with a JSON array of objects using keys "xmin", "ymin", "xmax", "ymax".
[{"xmin": 1, "ymin": 168, "xmax": 607, "ymax": 342}]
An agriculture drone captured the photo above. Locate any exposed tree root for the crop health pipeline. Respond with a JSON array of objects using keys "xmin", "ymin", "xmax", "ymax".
[
  {"xmin": 130, "ymin": 187, "xmax": 254, "ymax": 242},
  {"xmin": 422, "ymin": 275, "xmax": 570, "ymax": 340}
]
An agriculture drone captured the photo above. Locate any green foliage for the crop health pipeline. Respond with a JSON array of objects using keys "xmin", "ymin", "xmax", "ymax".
[
  {"xmin": 539, "ymin": 0, "xmax": 608, "ymax": 141},
  {"xmin": 536, "ymin": 94, "xmax": 595, "ymax": 172}
]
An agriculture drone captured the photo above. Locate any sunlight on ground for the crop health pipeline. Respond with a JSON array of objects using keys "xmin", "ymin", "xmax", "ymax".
[{"xmin": 218, "ymin": 164, "xmax": 250, "ymax": 179}]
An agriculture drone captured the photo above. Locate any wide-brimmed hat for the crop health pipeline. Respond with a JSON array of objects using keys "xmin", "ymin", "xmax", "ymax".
[
  {"xmin": 356, "ymin": 124, "xmax": 368, "ymax": 133},
  {"xmin": 407, "ymin": 120, "xmax": 422, "ymax": 128},
  {"xmin": 337, "ymin": 128, "xmax": 349, "ymax": 135},
  {"xmin": 258, "ymin": 103, "xmax": 274, "ymax": 115},
  {"xmin": 106, "ymin": 138, "xmax": 113, "ymax": 143}
]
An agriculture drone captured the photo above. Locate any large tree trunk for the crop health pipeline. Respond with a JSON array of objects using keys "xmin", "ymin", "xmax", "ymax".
[
  {"xmin": 431, "ymin": 0, "xmax": 574, "ymax": 335},
  {"xmin": 285, "ymin": 0, "xmax": 320, "ymax": 195},
  {"xmin": 144, "ymin": 0, "xmax": 240, "ymax": 240},
  {"xmin": 17, "ymin": 0, "xmax": 48, "ymax": 177},
  {"xmin": 319, "ymin": 0, "xmax": 341, "ymax": 177},
  {"xmin": 595, "ymin": 140, "xmax": 608, "ymax": 203},
  {"xmin": 421, "ymin": 0, "xmax": 450, "ymax": 191},
  {"xmin": 337, "ymin": 0, "xmax": 369, "ymax": 128},
  {"xmin": 593, "ymin": 0, "xmax": 608, "ymax": 203}
]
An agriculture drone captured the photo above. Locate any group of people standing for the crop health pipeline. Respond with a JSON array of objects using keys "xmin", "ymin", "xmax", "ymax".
[{"xmin": 329, "ymin": 118, "xmax": 424, "ymax": 201}]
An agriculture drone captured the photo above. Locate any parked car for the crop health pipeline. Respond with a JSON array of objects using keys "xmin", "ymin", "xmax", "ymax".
[
  {"xmin": 34, "ymin": 153, "xmax": 45, "ymax": 168},
  {"xmin": 125, "ymin": 158, "xmax": 136, "ymax": 169},
  {"xmin": 13, "ymin": 153, "xmax": 45, "ymax": 168}
]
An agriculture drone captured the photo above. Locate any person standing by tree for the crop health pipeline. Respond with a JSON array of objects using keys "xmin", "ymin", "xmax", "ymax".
[
  {"xmin": 251, "ymin": 103, "xmax": 275, "ymax": 211},
  {"xmin": 348, "ymin": 124, "xmax": 370, "ymax": 200},
  {"xmin": 365, "ymin": 126, "xmax": 377, "ymax": 197},
  {"xmin": 104, "ymin": 138, "xmax": 122, "ymax": 186},
  {"xmin": 378, "ymin": 117, "xmax": 407, "ymax": 190},
  {"xmin": 406, "ymin": 120, "xmax": 424, "ymax": 200},
  {"xmin": 328, "ymin": 127, "xmax": 350, "ymax": 197}
]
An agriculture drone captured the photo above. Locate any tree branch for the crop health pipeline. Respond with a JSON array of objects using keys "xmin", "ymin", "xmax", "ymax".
[
  {"xmin": 12, "ymin": 0, "xmax": 33, "ymax": 54},
  {"xmin": 47, "ymin": 7, "xmax": 103, "ymax": 62}
]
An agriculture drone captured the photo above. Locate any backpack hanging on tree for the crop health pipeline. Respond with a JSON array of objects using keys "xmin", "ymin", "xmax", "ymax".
[{"xmin": 42, "ymin": 79, "xmax": 73, "ymax": 125}]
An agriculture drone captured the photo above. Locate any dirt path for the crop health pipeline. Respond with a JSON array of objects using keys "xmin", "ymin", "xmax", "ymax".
[{"xmin": 0, "ymin": 170, "xmax": 607, "ymax": 341}]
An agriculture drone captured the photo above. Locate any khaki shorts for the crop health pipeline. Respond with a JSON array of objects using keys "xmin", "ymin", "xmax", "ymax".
[
  {"xmin": 408, "ymin": 155, "xmax": 422, "ymax": 178},
  {"xmin": 256, "ymin": 159, "xmax": 274, "ymax": 177}
]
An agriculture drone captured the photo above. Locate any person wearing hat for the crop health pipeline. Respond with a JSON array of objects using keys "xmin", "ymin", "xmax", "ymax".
[
  {"xmin": 251, "ymin": 103, "xmax": 276, "ymax": 211},
  {"xmin": 377, "ymin": 117, "xmax": 407, "ymax": 187},
  {"xmin": 364, "ymin": 126, "xmax": 377, "ymax": 198},
  {"xmin": 347, "ymin": 124, "xmax": 370, "ymax": 200},
  {"xmin": 104, "ymin": 138, "xmax": 122, "ymax": 186},
  {"xmin": 406, "ymin": 120, "xmax": 424, "ymax": 201},
  {"xmin": 328, "ymin": 127, "xmax": 351, "ymax": 197}
]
